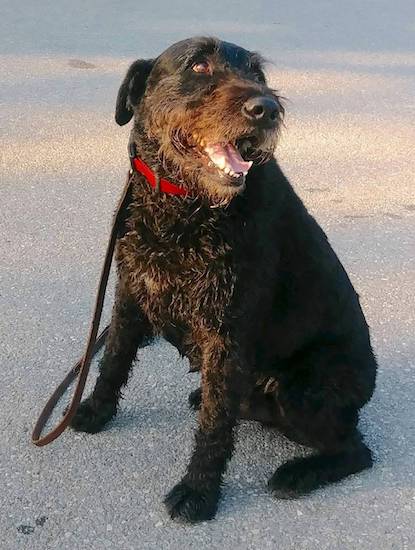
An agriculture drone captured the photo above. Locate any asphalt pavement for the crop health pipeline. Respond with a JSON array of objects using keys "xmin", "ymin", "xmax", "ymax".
[{"xmin": 1, "ymin": 1, "xmax": 414, "ymax": 548}]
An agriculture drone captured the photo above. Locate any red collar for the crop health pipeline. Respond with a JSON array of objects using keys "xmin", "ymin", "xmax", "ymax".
[{"xmin": 129, "ymin": 144, "xmax": 188, "ymax": 197}]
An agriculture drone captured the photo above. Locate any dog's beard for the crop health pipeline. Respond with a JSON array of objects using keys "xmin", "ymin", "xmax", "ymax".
[{"xmin": 143, "ymin": 103, "xmax": 281, "ymax": 204}]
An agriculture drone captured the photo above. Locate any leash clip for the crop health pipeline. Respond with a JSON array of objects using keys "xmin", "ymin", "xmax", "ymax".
[{"xmin": 128, "ymin": 142, "xmax": 137, "ymax": 171}]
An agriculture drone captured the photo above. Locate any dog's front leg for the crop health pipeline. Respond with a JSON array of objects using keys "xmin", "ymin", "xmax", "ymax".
[
  {"xmin": 70, "ymin": 277, "xmax": 153, "ymax": 433},
  {"xmin": 165, "ymin": 332, "xmax": 249, "ymax": 522}
]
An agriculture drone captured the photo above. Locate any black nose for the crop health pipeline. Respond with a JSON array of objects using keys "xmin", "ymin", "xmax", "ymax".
[{"xmin": 242, "ymin": 96, "xmax": 280, "ymax": 125}]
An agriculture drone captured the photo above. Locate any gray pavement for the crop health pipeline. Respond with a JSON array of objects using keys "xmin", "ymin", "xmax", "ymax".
[{"xmin": 1, "ymin": 1, "xmax": 414, "ymax": 548}]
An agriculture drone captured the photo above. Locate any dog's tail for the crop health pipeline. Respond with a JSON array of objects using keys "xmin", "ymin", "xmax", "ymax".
[{"xmin": 268, "ymin": 442, "xmax": 373, "ymax": 499}]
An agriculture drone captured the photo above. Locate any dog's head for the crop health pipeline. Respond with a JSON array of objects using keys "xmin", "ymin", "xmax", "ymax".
[{"xmin": 116, "ymin": 37, "xmax": 284, "ymax": 203}]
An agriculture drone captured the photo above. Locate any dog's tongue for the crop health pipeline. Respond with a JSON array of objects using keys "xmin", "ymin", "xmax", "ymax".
[{"xmin": 205, "ymin": 143, "xmax": 253, "ymax": 174}]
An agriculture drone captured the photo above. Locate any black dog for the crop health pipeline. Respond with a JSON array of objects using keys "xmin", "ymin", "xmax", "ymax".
[{"xmin": 71, "ymin": 37, "xmax": 377, "ymax": 522}]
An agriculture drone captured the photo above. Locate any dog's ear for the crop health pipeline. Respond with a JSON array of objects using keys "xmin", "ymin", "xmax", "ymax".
[{"xmin": 115, "ymin": 59, "xmax": 155, "ymax": 126}]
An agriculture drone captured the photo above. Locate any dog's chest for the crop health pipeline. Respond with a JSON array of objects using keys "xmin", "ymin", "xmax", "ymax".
[{"xmin": 118, "ymin": 213, "xmax": 237, "ymax": 331}]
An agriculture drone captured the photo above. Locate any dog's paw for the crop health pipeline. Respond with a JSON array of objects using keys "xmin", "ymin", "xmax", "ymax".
[
  {"xmin": 188, "ymin": 388, "xmax": 202, "ymax": 411},
  {"xmin": 164, "ymin": 481, "xmax": 219, "ymax": 523},
  {"xmin": 70, "ymin": 397, "xmax": 116, "ymax": 434},
  {"xmin": 268, "ymin": 458, "xmax": 310, "ymax": 499},
  {"xmin": 269, "ymin": 447, "xmax": 373, "ymax": 499}
]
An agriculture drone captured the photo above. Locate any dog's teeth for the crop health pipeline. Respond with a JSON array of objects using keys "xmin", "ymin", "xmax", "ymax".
[
  {"xmin": 224, "ymin": 167, "xmax": 231, "ymax": 175},
  {"xmin": 216, "ymin": 158, "xmax": 226, "ymax": 170}
]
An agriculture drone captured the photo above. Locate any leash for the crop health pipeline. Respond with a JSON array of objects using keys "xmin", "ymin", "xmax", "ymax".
[
  {"xmin": 32, "ymin": 149, "xmax": 187, "ymax": 447},
  {"xmin": 32, "ymin": 170, "xmax": 133, "ymax": 446}
]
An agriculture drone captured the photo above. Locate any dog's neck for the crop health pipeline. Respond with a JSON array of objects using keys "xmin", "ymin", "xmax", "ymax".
[
  {"xmin": 130, "ymin": 126, "xmax": 184, "ymax": 188},
  {"xmin": 127, "ymin": 127, "xmax": 274, "ymax": 231},
  {"xmin": 129, "ymin": 143, "xmax": 188, "ymax": 197}
]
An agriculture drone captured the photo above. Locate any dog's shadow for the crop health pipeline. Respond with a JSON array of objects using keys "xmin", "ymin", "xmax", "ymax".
[
  {"xmin": 113, "ymin": 391, "xmax": 414, "ymax": 520},
  {"xmin": 84, "ymin": 342, "xmax": 415, "ymax": 517}
]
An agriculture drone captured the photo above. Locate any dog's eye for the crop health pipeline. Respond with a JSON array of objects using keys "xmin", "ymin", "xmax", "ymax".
[
  {"xmin": 254, "ymin": 72, "xmax": 266, "ymax": 84},
  {"xmin": 192, "ymin": 61, "xmax": 211, "ymax": 74}
]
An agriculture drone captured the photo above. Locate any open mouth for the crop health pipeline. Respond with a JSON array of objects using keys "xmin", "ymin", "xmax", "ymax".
[{"xmin": 190, "ymin": 133, "xmax": 256, "ymax": 186}]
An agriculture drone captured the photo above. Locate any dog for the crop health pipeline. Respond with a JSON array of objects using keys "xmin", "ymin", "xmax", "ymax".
[{"xmin": 71, "ymin": 36, "xmax": 377, "ymax": 523}]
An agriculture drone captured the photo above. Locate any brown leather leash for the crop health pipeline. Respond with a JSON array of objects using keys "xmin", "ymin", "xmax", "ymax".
[{"xmin": 32, "ymin": 170, "xmax": 133, "ymax": 446}]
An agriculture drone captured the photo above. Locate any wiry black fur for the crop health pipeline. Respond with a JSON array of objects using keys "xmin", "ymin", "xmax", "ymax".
[{"xmin": 71, "ymin": 37, "xmax": 377, "ymax": 523}]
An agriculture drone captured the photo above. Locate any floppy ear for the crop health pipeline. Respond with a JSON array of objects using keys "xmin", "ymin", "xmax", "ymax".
[{"xmin": 115, "ymin": 59, "xmax": 155, "ymax": 126}]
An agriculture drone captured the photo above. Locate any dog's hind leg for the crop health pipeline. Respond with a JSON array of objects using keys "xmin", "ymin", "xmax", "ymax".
[
  {"xmin": 267, "ymin": 381, "xmax": 373, "ymax": 498},
  {"xmin": 268, "ymin": 425, "xmax": 372, "ymax": 499},
  {"xmin": 71, "ymin": 278, "xmax": 153, "ymax": 433},
  {"xmin": 265, "ymin": 340, "xmax": 375, "ymax": 498}
]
